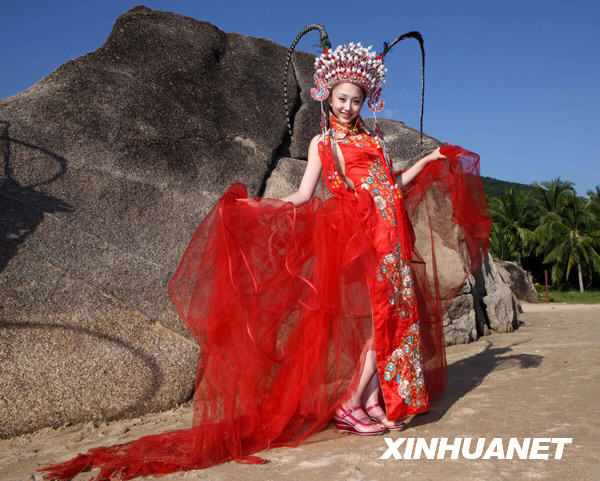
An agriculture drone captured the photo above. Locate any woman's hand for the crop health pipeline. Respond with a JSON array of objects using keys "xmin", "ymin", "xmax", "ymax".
[
  {"xmin": 396, "ymin": 146, "xmax": 449, "ymax": 188},
  {"xmin": 424, "ymin": 147, "xmax": 447, "ymax": 163}
]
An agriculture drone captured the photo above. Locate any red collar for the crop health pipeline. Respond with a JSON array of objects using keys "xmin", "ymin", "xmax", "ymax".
[
  {"xmin": 328, "ymin": 111, "xmax": 379, "ymax": 151},
  {"xmin": 329, "ymin": 111, "xmax": 369, "ymax": 139}
]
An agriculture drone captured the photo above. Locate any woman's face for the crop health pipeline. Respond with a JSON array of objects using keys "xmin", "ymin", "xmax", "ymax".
[{"xmin": 330, "ymin": 82, "xmax": 365, "ymax": 124}]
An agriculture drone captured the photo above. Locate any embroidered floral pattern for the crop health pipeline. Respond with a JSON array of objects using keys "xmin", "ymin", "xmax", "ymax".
[
  {"xmin": 383, "ymin": 323, "xmax": 427, "ymax": 408},
  {"xmin": 378, "ymin": 242, "xmax": 416, "ymax": 318},
  {"xmin": 359, "ymin": 159, "xmax": 402, "ymax": 225}
]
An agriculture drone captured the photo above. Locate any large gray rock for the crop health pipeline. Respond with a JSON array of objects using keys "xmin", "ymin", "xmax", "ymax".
[
  {"xmin": 0, "ymin": 6, "xmax": 510, "ymax": 438},
  {"xmin": 443, "ymin": 292, "xmax": 480, "ymax": 345},
  {"xmin": 442, "ymin": 254, "xmax": 520, "ymax": 345},
  {"xmin": 471, "ymin": 254, "xmax": 520, "ymax": 333},
  {"xmin": 443, "ymin": 279, "xmax": 489, "ymax": 346},
  {"xmin": 0, "ymin": 6, "xmax": 320, "ymax": 438},
  {"xmin": 496, "ymin": 260, "xmax": 538, "ymax": 303}
]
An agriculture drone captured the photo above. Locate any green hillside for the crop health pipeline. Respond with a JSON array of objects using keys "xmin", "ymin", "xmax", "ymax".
[{"xmin": 481, "ymin": 176, "xmax": 537, "ymax": 199}]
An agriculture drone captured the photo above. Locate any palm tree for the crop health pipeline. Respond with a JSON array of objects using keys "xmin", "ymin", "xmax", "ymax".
[
  {"xmin": 489, "ymin": 189, "xmax": 539, "ymax": 265},
  {"xmin": 535, "ymin": 188, "xmax": 600, "ymax": 292},
  {"xmin": 533, "ymin": 177, "xmax": 576, "ymax": 213},
  {"xmin": 587, "ymin": 186, "xmax": 600, "ymax": 219},
  {"xmin": 585, "ymin": 186, "xmax": 600, "ymax": 287},
  {"xmin": 489, "ymin": 222, "xmax": 517, "ymax": 262}
]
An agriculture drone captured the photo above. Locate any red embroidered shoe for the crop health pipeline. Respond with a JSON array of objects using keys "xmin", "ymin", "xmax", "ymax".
[
  {"xmin": 332, "ymin": 405, "xmax": 388, "ymax": 436},
  {"xmin": 365, "ymin": 403, "xmax": 406, "ymax": 431}
]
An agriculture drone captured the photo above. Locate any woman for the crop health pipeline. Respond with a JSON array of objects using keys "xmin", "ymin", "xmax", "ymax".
[
  {"xmin": 38, "ymin": 30, "xmax": 491, "ymax": 481},
  {"xmin": 275, "ymin": 78, "xmax": 450, "ymax": 435}
]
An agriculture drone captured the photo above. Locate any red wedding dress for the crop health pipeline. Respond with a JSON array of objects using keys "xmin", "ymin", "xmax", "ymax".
[{"xmin": 38, "ymin": 113, "xmax": 491, "ymax": 480}]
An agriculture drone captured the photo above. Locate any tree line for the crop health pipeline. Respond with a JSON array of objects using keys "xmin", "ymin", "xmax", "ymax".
[{"xmin": 488, "ymin": 178, "xmax": 600, "ymax": 292}]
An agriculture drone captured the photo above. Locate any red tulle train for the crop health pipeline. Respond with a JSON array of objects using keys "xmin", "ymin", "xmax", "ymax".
[{"xmin": 38, "ymin": 142, "xmax": 491, "ymax": 480}]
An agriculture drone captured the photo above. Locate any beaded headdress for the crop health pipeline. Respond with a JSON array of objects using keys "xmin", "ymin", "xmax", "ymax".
[
  {"xmin": 312, "ymin": 42, "xmax": 387, "ymax": 113},
  {"xmin": 283, "ymin": 24, "xmax": 426, "ymax": 147}
]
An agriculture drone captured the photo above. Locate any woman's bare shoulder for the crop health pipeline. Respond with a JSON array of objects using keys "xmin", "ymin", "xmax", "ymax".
[
  {"xmin": 308, "ymin": 134, "xmax": 324, "ymax": 152},
  {"xmin": 310, "ymin": 134, "xmax": 322, "ymax": 144}
]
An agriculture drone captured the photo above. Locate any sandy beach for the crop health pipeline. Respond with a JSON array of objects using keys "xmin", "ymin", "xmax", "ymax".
[{"xmin": 1, "ymin": 302, "xmax": 598, "ymax": 481}]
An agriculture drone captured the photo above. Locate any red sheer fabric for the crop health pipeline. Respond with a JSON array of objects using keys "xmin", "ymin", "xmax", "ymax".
[
  {"xmin": 38, "ymin": 132, "xmax": 490, "ymax": 480},
  {"xmin": 401, "ymin": 142, "xmax": 492, "ymax": 399}
]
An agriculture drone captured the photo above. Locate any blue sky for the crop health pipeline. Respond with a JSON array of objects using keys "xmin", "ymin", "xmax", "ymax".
[{"xmin": 1, "ymin": 0, "xmax": 598, "ymax": 196}]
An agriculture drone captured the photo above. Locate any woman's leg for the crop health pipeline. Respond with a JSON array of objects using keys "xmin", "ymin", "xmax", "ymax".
[
  {"xmin": 335, "ymin": 349, "xmax": 384, "ymax": 433},
  {"xmin": 341, "ymin": 349, "xmax": 377, "ymax": 406},
  {"xmin": 362, "ymin": 372, "xmax": 406, "ymax": 429}
]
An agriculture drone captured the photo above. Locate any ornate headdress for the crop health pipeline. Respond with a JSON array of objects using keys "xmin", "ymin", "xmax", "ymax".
[
  {"xmin": 283, "ymin": 24, "xmax": 426, "ymax": 147},
  {"xmin": 312, "ymin": 42, "xmax": 387, "ymax": 113}
]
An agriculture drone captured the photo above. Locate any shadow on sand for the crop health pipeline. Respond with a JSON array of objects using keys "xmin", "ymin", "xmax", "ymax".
[{"xmin": 410, "ymin": 338, "xmax": 543, "ymax": 428}]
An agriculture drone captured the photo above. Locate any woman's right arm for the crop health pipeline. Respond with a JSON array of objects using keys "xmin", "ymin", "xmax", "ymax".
[{"xmin": 280, "ymin": 134, "xmax": 323, "ymax": 206}]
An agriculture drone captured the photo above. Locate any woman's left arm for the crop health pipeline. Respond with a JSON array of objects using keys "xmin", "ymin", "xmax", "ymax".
[{"xmin": 394, "ymin": 147, "xmax": 447, "ymax": 188}]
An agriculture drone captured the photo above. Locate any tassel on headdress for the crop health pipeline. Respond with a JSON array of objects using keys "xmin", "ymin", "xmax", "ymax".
[
  {"xmin": 380, "ymin": 31, "xmax": 426, "ymax": 146},
  {"xmin": 283, "ymin": 24, "xmax": 331, "ymax": 137}
]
